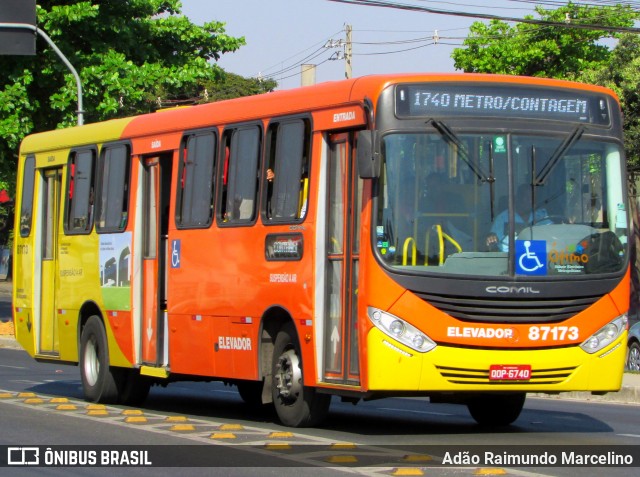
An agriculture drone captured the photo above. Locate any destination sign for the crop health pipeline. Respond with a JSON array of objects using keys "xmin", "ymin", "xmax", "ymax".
[
  {"xmin": 395, "ymin": 83, "xmax": 610, "ymax": 124},
  {"xmin": 265, "ymin": 233, "xmax": 303, "ymax": 261}
]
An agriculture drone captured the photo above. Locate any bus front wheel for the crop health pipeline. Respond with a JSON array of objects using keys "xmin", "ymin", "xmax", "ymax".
[
  {"xmin": 271, "ymin": 323, "xmax": 330, "ymax": 427},
  {"xmin": 79, "ymin": 316, "xmax": 121, "ymax": 403},
  {"xmin": 467, "ymin": 393, "xmax": 526, "ymax": 426}
]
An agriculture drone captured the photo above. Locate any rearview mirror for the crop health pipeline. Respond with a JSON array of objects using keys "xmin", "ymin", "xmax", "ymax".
[{"xmin": 357, "ymin": 130, "xmax": 379, "ymax": 179}]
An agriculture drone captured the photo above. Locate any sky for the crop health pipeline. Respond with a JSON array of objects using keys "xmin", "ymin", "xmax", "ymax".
[{"xmin": 180, "ymin": 0, "xmax": 545, "ymax": 90}]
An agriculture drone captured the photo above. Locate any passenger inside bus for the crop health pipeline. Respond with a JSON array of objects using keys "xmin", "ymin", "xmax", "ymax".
[
  {"xmin": 486, "ymin": 184, "xmax": 549, "ymax": 252},
  {"xmin": 265, "ymin": 164, "xmax": 309, "ymax": 219}
]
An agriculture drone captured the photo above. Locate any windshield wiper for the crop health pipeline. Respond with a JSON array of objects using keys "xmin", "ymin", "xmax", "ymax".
[
  {"xmin": 429, "ymin": 119, "xmax": 493, "ymax": 183},
  {"xmin": 534, "ymin": 126, "xmax": 584, "ymax": 185}
]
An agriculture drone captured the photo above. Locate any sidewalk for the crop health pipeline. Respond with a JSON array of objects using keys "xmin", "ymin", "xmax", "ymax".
[{"xmin": 1, "ymin": 279, "xmax": 639, "ymax": 404}]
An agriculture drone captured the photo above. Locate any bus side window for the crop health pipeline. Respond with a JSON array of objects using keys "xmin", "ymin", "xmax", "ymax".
[
  {"xmin": 264, "ymin": 118, "xmax": 311, "ymax": 222},
  {"xmin": 66, "ymin": 148, "xmax": 96, "ymax": 234},
  {"xmin": 176, "ymin": 131, "xmax": 216, "ymax": 228},
  {"xmin": 19, "ymin": 155, "xmax": 36, "ymax": 237},
  {"xmin": 96, "ymin": 143, "xmax": 131, "ymax": 232},
  {"xmin": 218, "ymin": 125, "xmax": 261, "ymax": 224}
]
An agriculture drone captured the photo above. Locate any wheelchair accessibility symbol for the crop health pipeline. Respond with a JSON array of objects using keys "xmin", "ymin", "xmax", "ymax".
[
  {"xmin": 171, "ymin": 239, "xmax": 181, "ymax": 268},
  {"xmin": 515, "ymin": 240, "xmax": 547, "ymax": 275}
]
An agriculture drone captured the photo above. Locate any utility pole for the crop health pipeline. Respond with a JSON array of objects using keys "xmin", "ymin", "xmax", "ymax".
[
  {"xmin": 325, "ymin": 25, "xmax": 352, "ymax": 80},
  {"xmin": 344, "ymin": 24, "xmax": 352, "ymax": 79}
]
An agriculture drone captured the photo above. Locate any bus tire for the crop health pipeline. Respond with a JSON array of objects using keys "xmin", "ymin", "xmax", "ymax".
[
  {"xmin": 467, "ymin": 392, "xmax": 525, "ymax": 426},
  {"xmin": 271, "ymin": 323, "xmax": 330, "ymax": 427},
  {"xmin": 79, "ymin": 316, "xmax": 121, "ymax": 404}
]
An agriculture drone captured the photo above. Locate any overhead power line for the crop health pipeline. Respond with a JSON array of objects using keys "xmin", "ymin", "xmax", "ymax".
[{"xmin": 326, "ymin": 0, "xmax": 640, "ymax": 34}]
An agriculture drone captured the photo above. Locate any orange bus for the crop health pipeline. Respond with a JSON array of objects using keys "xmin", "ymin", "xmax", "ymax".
[{"xmin": 13, "ymin": 74, "xmax": 630, "ymax": 427}]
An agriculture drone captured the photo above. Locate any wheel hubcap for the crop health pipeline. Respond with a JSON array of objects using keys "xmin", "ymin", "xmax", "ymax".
[
  {"xmin": 83, "ymin": 336, "xmax": 99, "ymax": 386},
  {"xmin": 629, "ymin": 346, "xmax": 640, "ymax": 372},
  {"xmin": 274, "ymin": 348, "xmax": 302, "ymax": 403}
]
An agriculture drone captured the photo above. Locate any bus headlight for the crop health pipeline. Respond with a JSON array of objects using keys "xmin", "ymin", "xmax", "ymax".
[
  {"xmin": 580, "ymin": 314, "xmax": 628, "ymax": 354},
  {"xmin": 367, "ymin": 307, "xmax": 436, "ymax": 353}
]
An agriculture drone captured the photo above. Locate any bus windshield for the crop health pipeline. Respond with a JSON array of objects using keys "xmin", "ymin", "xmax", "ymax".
[{"xmin": 374, "ymin": 129, "xmax": 627, "ymax": 277}]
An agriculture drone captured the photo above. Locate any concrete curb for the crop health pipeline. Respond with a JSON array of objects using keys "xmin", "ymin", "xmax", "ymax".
[
  {"xmin": 0, "ymin": 335, "xmax": 20, "ymax": 350},
  {"xmin": 530, "ymin": 386, "xmax": 640, "ymax": 405}
]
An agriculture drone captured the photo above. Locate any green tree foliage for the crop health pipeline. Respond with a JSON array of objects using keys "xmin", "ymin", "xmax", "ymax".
[
  {"xmin": 200, "ymin": 72, "xmax": 277, "ymax": 103},
  {"xmin": 0, "ymin": 0, "xmax": 247, "ymax": 194},
  {"xmin": 452, "ymin": 2, "xmax": 638, "ymax": 77},
  {"xmin": 578, "ymin": 34, "xmax": 640, "ymax": 170},
  {"xmin": 451, "ymin": 2, "xmax": 640, "ymax": 170}
]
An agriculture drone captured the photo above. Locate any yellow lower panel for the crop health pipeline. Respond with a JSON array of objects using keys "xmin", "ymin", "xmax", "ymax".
[
  {"xmin": 366, "ymin": 327, "xmax": 626, "ymax": 393},
  {"xmin": 14, "ymin": 308, "xmax": 35, "ymax": 357}
]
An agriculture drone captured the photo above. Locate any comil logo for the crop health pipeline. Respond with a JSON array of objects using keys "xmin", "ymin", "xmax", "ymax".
[
  {"xmin": 486, "ymin": 286, "xmax": 540, "ymax": 294},
  {"xmin": 8, "ymin": 447, "xmax": 39, "ymax": 465}
]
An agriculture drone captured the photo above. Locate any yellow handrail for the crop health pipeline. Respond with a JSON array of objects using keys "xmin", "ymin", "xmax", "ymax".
[
  {"xmin": 426, "ymin": 224, "xmax": 462, "ymax": 266},
  {"xmin": 299, "ymin": 177, "xmax": 309, "ymax": 217},
  {"xmin": 402, "ymin": 237, "xmax": 417, "ymax": 266}
]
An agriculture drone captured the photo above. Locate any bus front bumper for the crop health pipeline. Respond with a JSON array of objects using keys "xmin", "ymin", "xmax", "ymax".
[{"xmin": 366, "ymin": 327, "xmax": 626, "ymax": 393}]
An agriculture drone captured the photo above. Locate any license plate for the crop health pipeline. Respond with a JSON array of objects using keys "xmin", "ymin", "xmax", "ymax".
[{"xmin": 489, "ymin": 364, "xmax": 531, "ymax": 381}]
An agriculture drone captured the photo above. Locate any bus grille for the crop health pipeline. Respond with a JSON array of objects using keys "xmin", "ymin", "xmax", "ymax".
[
  {"xmin": 415, "ymin": 292, "xmax": 600, "ymax": 323},
  {"xmin": 436, "ymin": 365, "xmax": 576, "ymax": 385}
]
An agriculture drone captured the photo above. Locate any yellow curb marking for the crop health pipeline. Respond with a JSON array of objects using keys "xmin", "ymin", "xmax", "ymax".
[
  {"xmin": 49, "ymin": 398, "xmax": 69, "ymax": 404},
  {"xmin": 210, "ymin": 433, "xmax": 237, "ymax": 439},
  {"xmin": 330, "ymin": 442, "xmax": 356, "ymax": 449},
  {"xmin": 325, "ymin": 455, "xmax": 358, "ymax": 463},
  {"xmin": 391, "ymin": 469, "xmax": 425, "ymax": 476},
  {"xmin": 219, "ymin": 424, "xmax": 244, "ymax": 430},
  {"xmin": 475, "ymin": 469, "xmax": 508, "ymax": 475},
  {"xmin": 165, "ymin": 416, "xmax": 188, "ymax": 422},
  {"xmin": 24, "ymin": 398, "xmax": 44, "ymax": 404},
  {"xmin": 170, "ymin": 424, "xmax": 195, "ymax": 432},
  {"xmin": 125, "ymin": 416, "xmax": 148, "ymax": 423},
  {"xmin": 403, "ymin": 454, "xmax": 433, "ymax": 462},
  {"xmin": 265, "ymin": 443, "xmax": 292, "ymax": 450},
  {"xmin": 268, "ymin": 432, "xmax": 294, "ymax": 438}
]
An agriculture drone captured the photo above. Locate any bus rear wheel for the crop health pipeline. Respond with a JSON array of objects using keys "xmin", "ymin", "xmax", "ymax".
[
  {"xmin": 79, "ymin": 316, "xmax": 121, "ymax": 403},
  {"xmin": 271, "ymin": 323, "xmax": 330, "ymax": 427},
  {"xmin": 467, "ymin": 393, "xmax": 526, "ymax": 426}
]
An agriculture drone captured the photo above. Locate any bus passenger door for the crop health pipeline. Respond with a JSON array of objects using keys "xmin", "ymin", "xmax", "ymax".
[
  {"xmin": 39, "ymin": 168, "xmax": 62, "ymax": 355},
  {"xmin": 323, "ymin": 133, "xmax": 362, "ymax": 385},
  {"xmin": 140, "ymin": 154, "xmax": 172, "ymax": 367}
]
